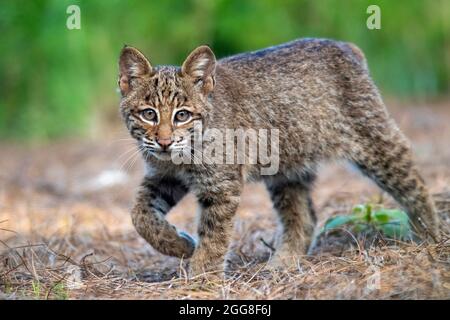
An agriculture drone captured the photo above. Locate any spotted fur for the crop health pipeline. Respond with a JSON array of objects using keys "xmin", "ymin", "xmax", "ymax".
[{"xmin": 118, "ymin": 38, "xmax": 440, "ymax": 275}]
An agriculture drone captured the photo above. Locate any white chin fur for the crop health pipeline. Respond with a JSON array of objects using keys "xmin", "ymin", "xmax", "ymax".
[{"xmin": 153, "ymin": 152, "xmax": 173, "ymax": 161}]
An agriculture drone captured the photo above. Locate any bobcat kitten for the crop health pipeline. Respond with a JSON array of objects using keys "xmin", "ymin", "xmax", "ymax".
[{"xmin": 118, "ymin": 38, "xmax": 439, "ymax": 275}]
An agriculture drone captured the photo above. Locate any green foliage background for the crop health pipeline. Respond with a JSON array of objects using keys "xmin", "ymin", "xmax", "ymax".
[{"xmin": 0, "ymin": 0, "xmax": 449, "ymax": 139}]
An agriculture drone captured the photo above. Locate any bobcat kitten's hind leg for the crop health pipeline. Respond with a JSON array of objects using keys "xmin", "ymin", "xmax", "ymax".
[
  {"xmin": 352, "ymin": 128, "xmax": 439, "ymax": 241},
  {"xmin": 266, "ymin": 174, "xmax": 317, "ymax": 268}
]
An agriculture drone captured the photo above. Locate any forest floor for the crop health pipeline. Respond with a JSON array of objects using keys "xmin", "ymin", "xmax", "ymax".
[{"xmin": 1, "ymin": 100, "xmax": 449, "ymax": 299}]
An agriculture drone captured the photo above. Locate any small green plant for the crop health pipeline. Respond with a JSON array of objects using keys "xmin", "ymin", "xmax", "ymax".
[
  {"xmin": 321, "ymin": 204, "xmax": 412, "ymax": 240},
  {"xmin": 2, "ymin": 281, "xmax": 13, "ymax": 295},
  {"xmin": 51, "ymin": 282, "xmax": 69, "ymax": 300},
  {"xmin": 31, "ymin": 279, "xmax": 69, "ymax": 300},
  {"xmin": 31, "ymin": 280, "xmax": 42, "ymax": 299}
]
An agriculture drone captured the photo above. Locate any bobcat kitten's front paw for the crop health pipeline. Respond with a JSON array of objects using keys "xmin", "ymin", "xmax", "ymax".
[{"xmin": 177, "ymin": 231, "xmax": 197, "ymax": 258}]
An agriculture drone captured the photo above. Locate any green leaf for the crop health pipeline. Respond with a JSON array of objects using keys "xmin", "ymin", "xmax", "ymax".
[
  {"xmin": 352, "ymin": 204, "xmax": 366, "ymax": 215},
  {"xmin": 372, "ymin": 209, "xmax": 412, "ymax": 239},
  {"xmin": 322, "ymin": 214, "xmax": 371, "ymax": 236},
  {"xmin": 323, "ymin": 215, "xmax": 355, "ymax": 231},
  {"xmin": 351, "ymin": 204, "xmax": 372, "ymax": 222},
  {"xmin": 319, "ymin": 205, "xmax": 412, "ymax": 240},
  {"xmin": 372, "ymin": 211, "xmax": 391, "ymax": 224}
]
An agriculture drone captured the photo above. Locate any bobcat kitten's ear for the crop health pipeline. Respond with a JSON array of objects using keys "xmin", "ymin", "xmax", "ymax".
[
  {"xmin": 181, "ymin": 45, "xmax": 216, "ymax": 93},
  {"xmin": 118, "ymin": 46, "xmax": 152, "ymax": 96}
]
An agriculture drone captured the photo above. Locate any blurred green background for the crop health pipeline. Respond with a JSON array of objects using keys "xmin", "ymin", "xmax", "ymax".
[{"xmin": 0, "ymin": 0, "xmax": 449, "ymax": 140}]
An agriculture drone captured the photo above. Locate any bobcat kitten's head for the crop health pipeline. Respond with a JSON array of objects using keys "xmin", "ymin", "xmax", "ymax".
[{"xmin": 118, "ymin": 45, "xmax": 216, "ymax": 161}]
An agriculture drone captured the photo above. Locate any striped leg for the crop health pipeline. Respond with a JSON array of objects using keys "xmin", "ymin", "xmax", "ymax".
[
  {"xmin": 267, "ymin": 176, "xmax": 316, "ymax": 267},
  {"xmin": 131, "ymin": 176, "xmax": 196, "ymax": 258},
  {"xmin": 188, "ymin": 170, "xmax": 242, "ymax": 276},
  {"xmin": 352, "ymin": 129, "xmax": 439, "ymax": 240}
]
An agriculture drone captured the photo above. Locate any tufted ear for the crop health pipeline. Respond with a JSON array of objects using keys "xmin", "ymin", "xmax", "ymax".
[
  {"xmin": 181, "ymin": 45, "xmax": 216, "ymax": 93},
  {"xmin": 118, "ymin": 46, "xmax": 152, "ymax": 95}
]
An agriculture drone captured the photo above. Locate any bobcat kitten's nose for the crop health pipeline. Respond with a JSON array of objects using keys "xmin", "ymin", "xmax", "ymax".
[{"xmin": 156, "ymin": 138, "xmax": 173, "ymax": 150}]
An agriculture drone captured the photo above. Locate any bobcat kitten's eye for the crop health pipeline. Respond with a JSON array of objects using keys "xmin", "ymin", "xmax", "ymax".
[
  {"xmin": 140, "ymin": 109, "xmax": 157, "ymax": 123},
  {"xmin": 174, "ymin": 110, "xmax": 192, "ymax": 124}
]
